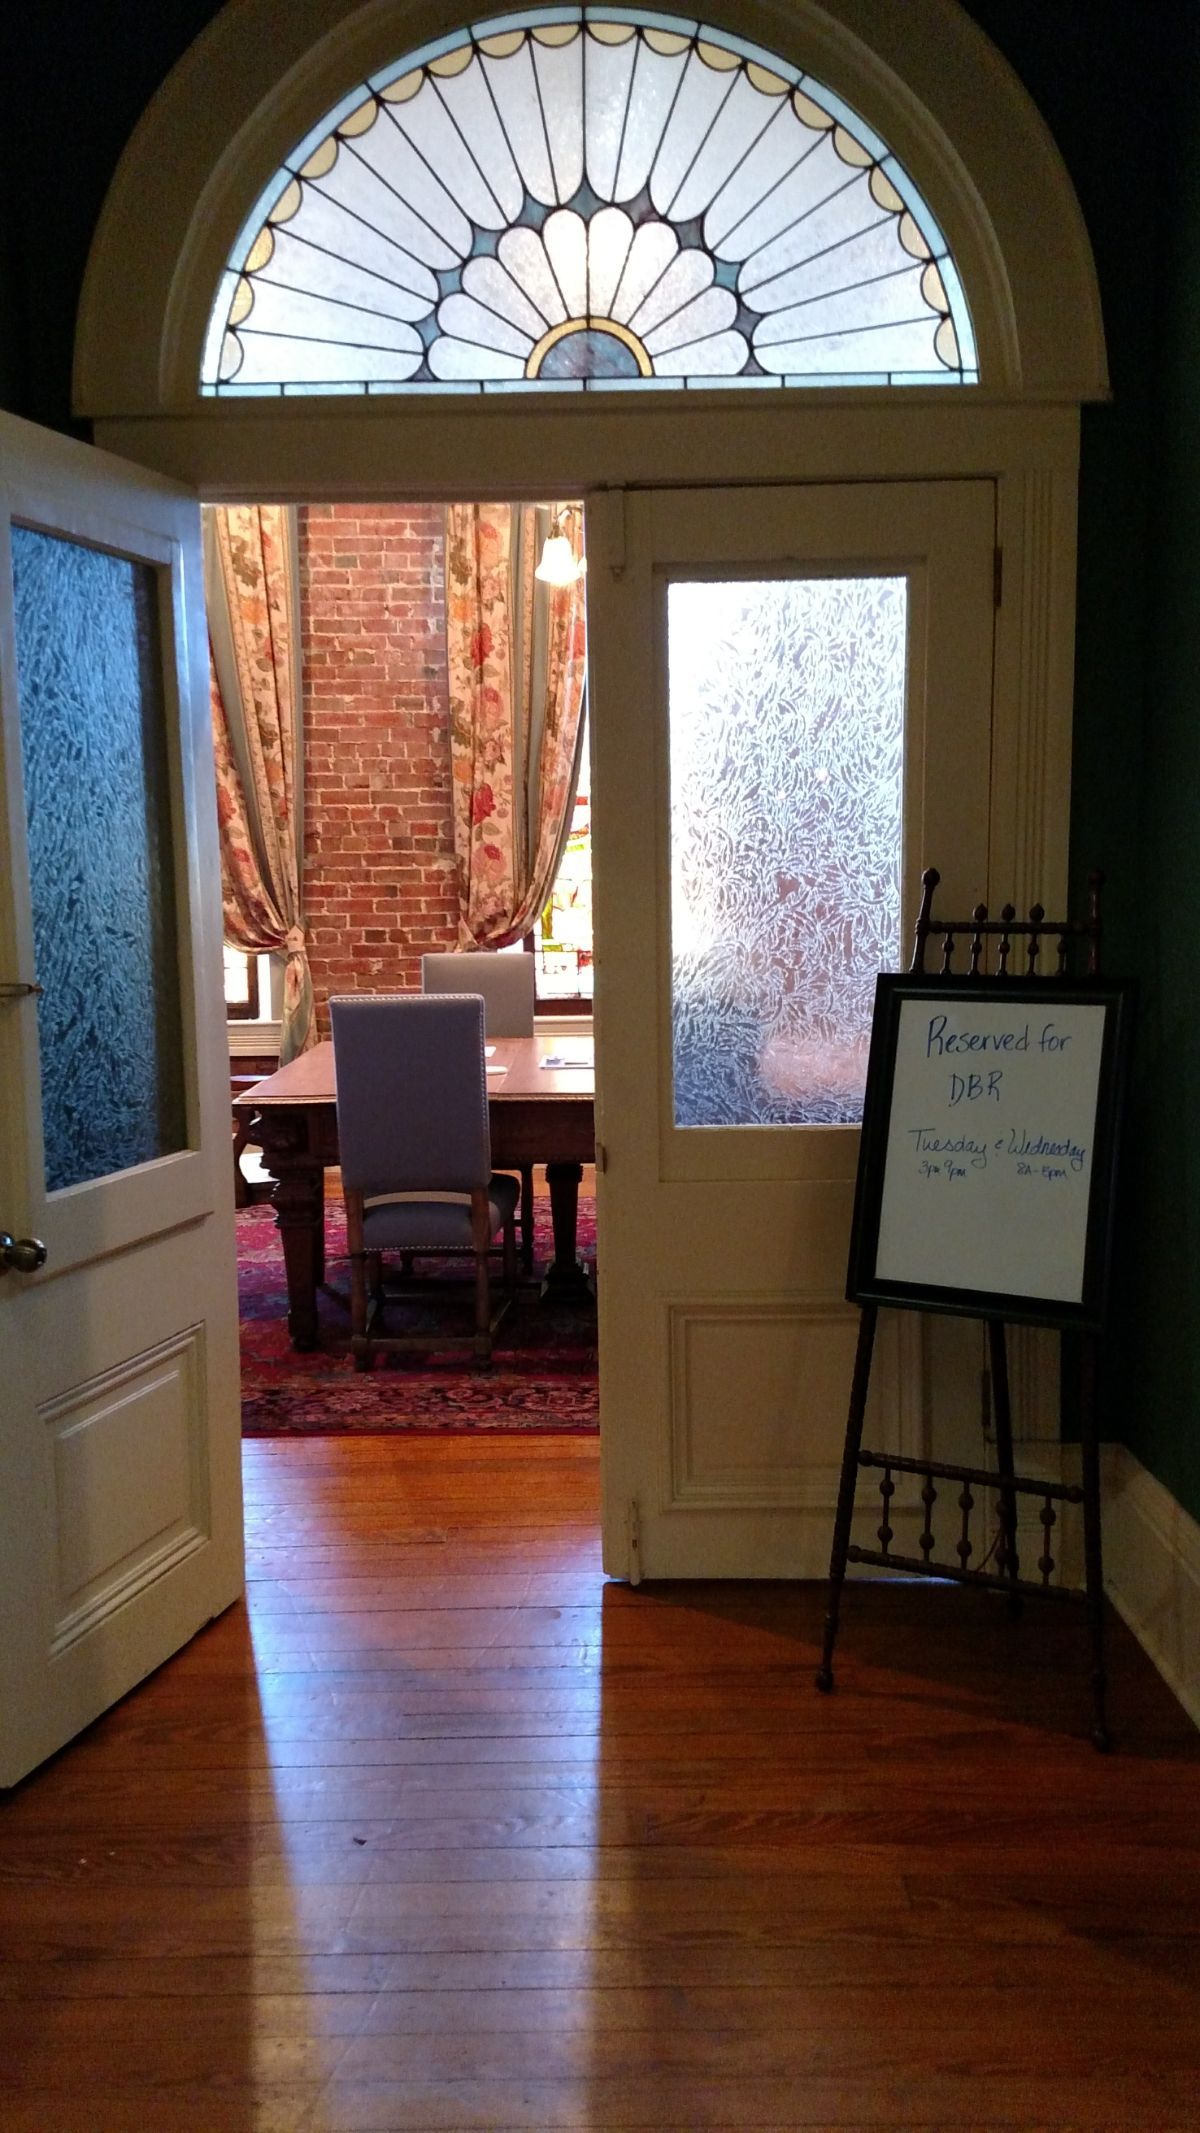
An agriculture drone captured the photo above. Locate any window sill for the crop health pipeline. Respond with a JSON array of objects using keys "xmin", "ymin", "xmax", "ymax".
[
  {"xmin": 229, "ymin": 1013, "xmax": 589, "ymax": 1052},
  {"xmin": 535, "ymin": 1010, "xmax": 593, "ymax": 1036},
  {"xmin": 229, "ymin": 1019, "xmax": 281, "ymax": 1056}
]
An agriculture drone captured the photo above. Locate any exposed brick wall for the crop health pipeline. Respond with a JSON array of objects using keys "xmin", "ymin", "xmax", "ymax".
[{"xmin": 299, "ymin": 504, "xmax": 458, "ymax": 1034}]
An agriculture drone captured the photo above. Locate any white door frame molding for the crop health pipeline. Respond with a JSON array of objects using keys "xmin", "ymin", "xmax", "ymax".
[{"xmin": 69, "ymin": 0, "xmax": 1099, "ymax": 1475}]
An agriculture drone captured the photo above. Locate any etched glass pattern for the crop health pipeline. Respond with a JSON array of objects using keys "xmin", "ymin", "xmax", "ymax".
[
  {"xmin": 201, "ymin": 7, "xmax": 976, "ymax": 396},
  {"xmin": 12, "ymin": 527, "xmax": 187, "ymax": 1191},
  {"xmin": 668, "ymin": 577, "xmax": 906, "ymax": 1127}
]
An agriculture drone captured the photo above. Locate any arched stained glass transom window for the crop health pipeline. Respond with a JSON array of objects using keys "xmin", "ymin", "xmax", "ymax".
[{"xmin": 202, "ymin": 7, "xmax": 978, "ymax": 396}]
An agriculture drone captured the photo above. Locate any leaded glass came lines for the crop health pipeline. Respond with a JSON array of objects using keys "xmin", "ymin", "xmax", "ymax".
[{"xmin": 202, "ymin": 8, "xmax": 977, "ymax": 396}]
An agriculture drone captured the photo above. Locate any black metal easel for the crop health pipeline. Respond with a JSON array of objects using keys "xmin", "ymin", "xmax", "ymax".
[{"xmin": 815, "ymin": 868, "xmax": 1114, "ymax": 1749}]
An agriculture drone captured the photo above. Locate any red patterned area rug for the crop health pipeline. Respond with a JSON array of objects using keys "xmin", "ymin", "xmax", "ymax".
[{"xmin": 237, "ymin": 1198, "xmax": 598, "ymax": 1436}]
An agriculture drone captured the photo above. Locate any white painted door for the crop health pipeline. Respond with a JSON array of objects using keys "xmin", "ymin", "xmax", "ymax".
[
  {"xmin": 0, "ymin": 413, "xmax": 242, "ymax": 1785},
  {"xmin": 589, "ymin": 482, "xmax": 996, "ymax": 1579}
]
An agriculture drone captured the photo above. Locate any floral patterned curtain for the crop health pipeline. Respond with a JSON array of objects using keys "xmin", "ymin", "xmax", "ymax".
[
  {"xmin": 204, "ymin": 505, "xmax": 315, "ymax": 1061},
  {"xmin": 445, "ymin": 503, "xmax": 587, "ymax": 949}
]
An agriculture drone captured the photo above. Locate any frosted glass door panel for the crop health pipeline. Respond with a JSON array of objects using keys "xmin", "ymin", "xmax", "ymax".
[
  {"xmin": 668, "ymin": 576, "xmax": 906, "ymax": 1127},
  {"xmin": 12, "ymin": 526, "xmax": 186, "ymax": 1191}
]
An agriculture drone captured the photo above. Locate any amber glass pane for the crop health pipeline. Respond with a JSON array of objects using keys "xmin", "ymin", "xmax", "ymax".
[
  {"xmin": 668, "ymin": 576, "xmax": 906, "ymax": 1127},
  {"xmin": 12, "ymin": 527, "xmax": 186, "ymax": 1190}
]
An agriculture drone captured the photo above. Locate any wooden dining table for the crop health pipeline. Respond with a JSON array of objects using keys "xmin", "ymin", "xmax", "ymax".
[{"xmin": 234, "ymin": 1032, "xmax": 596, "ymax": 1349}]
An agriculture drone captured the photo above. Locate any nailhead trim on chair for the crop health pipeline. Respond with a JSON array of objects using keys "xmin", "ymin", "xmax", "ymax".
[
  {"xmin": 329, "ymin": 992, "xmax": 517, "ymax": 1363},
  {"xmin": 328, "ymin": 992, "xmax": 493, "ymax": 1172}
]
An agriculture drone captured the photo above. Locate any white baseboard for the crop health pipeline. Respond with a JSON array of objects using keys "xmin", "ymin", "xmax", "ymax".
[{"xmin": 1102, "ymin": 1444, "xmax": 1200, "ymax": 1732}]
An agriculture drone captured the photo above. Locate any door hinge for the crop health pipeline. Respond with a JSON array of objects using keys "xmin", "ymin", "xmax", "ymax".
[
  {"xmin": 595, "ymin": 1140, "xmax": 609, "ymax": 1174},
  {"xmin": 993, "ymin": 546, "xmax": 1003, "ymax": 609},
  {"xmin": 592, "ymin": 487, "xmax": 627, "ymax": 580},
  {"xmin": 626, "ymin": 1498, "xmax": 642, "ymax": 1586}
]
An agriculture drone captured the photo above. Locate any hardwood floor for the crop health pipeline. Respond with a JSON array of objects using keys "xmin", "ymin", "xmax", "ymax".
[{"xmin": 1, "ymin": 1433, "xmax": 1198, "ymax": 2131}]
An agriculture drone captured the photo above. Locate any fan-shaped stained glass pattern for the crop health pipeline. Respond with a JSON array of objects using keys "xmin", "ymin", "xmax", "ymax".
[{"xmin": 202, "ymin": 7, "xmax": 977, "ymax": 396}]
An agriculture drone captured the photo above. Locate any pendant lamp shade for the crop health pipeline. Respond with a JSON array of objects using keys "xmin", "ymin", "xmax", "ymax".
[{"xmin": 535, "ymin": 518, "xmax": 586, "ymax": 587}]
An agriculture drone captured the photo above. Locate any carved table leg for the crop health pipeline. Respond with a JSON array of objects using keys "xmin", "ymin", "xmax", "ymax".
[
  {"xmin": 232, "ymin": 1110, "xmax": 251, "ymax": 1208},
  {"xmin": 257, "ymin": 1151, "xmax": 325, "ymax": 1351},
  {"xmin": 542, "ymin": 1159, "xmax": 593, "ymax": 1300}
]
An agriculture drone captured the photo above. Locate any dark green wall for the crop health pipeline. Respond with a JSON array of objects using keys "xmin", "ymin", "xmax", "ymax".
[
  {"xmin": 958, "ymin": 1, "xmax": 1159, "ymax": 977},
  {"xmin": 956, "ymin": 5, "xmax": 1200, "ymax": 1518},
  {"xmin": 1116, "ymin": 11, "xmax": 1200, "ymax": 1520},
  {"xmin": 1, "ymin": 2, "xmax": 1196, "ymax": 1514},
  {"xmin": 0, "ymin": 0, "xmax": 224, "ymax": 429}
]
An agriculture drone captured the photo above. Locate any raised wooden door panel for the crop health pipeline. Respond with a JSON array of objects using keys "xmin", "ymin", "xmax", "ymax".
[
  {"xmin": 588, "ymin": 482, "xmax": 995, "ymax": 1579},
  {"xmin": 0, "ymin": 414, "xmax": 242, "ymax": 1785}
]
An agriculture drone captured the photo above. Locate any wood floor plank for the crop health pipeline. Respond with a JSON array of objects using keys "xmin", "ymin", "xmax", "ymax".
[
  {"xmin": 3, "ymin": 2018, "xmax": 1199, "ymax": 2089},
  {"xmin": 0, "ymin": 2072, "xmax": 1186, "ymax": 2133},
  {"xmin": 0, "ymin": 1433, "xmax": 1197, "ymax": 2133},
  {"xmin": 3, "ymin": 1977, "xmax": 1197, "ymax": 2046}
]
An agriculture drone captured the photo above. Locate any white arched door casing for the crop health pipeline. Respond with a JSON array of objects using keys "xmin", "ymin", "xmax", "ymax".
[
  {"xmin": 63, "ymin": 0, "xmax": 1107, "ymax": 1565},
  {"xmin": 76, "ymin": 0, "xmax": 1106, "ymax": 422},
  {"xmin": 71, "ymin": 0, "xmax": 1105, "ymax": 976}
]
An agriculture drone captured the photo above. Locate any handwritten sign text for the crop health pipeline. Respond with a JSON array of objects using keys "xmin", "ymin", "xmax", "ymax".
[{"xmin": 873, "ymin": 998, "xmax": 1108, "ymax": 1303}]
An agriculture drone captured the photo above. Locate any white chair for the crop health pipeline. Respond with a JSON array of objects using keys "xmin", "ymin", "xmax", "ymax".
[
  {"xmin": 329, "ymin": 993, "xmax": 518, "ymax": 1368},
  {"xmin": 420, "ymin": 949, "xmax": 536, "ymax": 1035},
  {"xmin": 421, "ymin": 950, "xmax": 538, "ymax": 1267}
]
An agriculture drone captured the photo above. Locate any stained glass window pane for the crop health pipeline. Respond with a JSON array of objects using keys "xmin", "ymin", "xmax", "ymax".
[
  {"xmin": 11, "ymin": 528, "xmax": 187, "ymax": 1191},
  {"xmin": 535, "ymin": 710, "xmax": 594, "ymax": 1002},
  {"xmin": 202, "ymin": 7, "xmax": 977, "ymax": 396},
  {"xmin": 668, "ymin": 577, "xmax": 906, "ymax": 1128}
]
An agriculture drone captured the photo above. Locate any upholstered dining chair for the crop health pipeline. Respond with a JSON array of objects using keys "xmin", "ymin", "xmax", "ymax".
[
  {"xmin": 421, "ymin": 949, "xmax": 538, "ymax": 1268},
  {"xmin": 420, "ymin": 948, "xmax": 536, "ymax": 1034},
  {"xmin": 329, "ymin": 993, "xmax": 518, "ymax": 1369}
]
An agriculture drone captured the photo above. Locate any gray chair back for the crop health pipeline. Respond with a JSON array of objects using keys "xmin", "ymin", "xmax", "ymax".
[
  {"xmin": 421, "ymin": 949, "xmax": 535, "ymax": 1037},
  {"xmin": 329, "ymin": 994, "xmax": 491, "ymax": 1198}
]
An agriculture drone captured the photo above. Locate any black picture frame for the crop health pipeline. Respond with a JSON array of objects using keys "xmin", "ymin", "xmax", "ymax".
[{"xmin": 846, "ymin": 973, "xmax": 1135, "ymax": 1332}]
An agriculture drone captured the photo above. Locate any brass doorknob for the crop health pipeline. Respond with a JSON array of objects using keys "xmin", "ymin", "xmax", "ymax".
[{"xmin": 0, "ymin": 1232, "xmax": 48, "ymax": 1273}]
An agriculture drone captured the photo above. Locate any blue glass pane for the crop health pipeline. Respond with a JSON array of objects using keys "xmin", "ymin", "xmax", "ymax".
[{"xmin": 12, "ymin": 527, "xmax": 187, "ymax": 1191}]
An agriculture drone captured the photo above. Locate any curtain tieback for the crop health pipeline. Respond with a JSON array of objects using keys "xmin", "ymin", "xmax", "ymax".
[{"xmin": 284, "ymin": 925, "xmax": 307, "ymax": 958}]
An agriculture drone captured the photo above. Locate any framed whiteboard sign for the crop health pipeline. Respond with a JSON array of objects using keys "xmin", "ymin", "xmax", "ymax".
[{"xmin": 847, "ymin": 976, "xmax": 1135, "ymax": 1329}]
